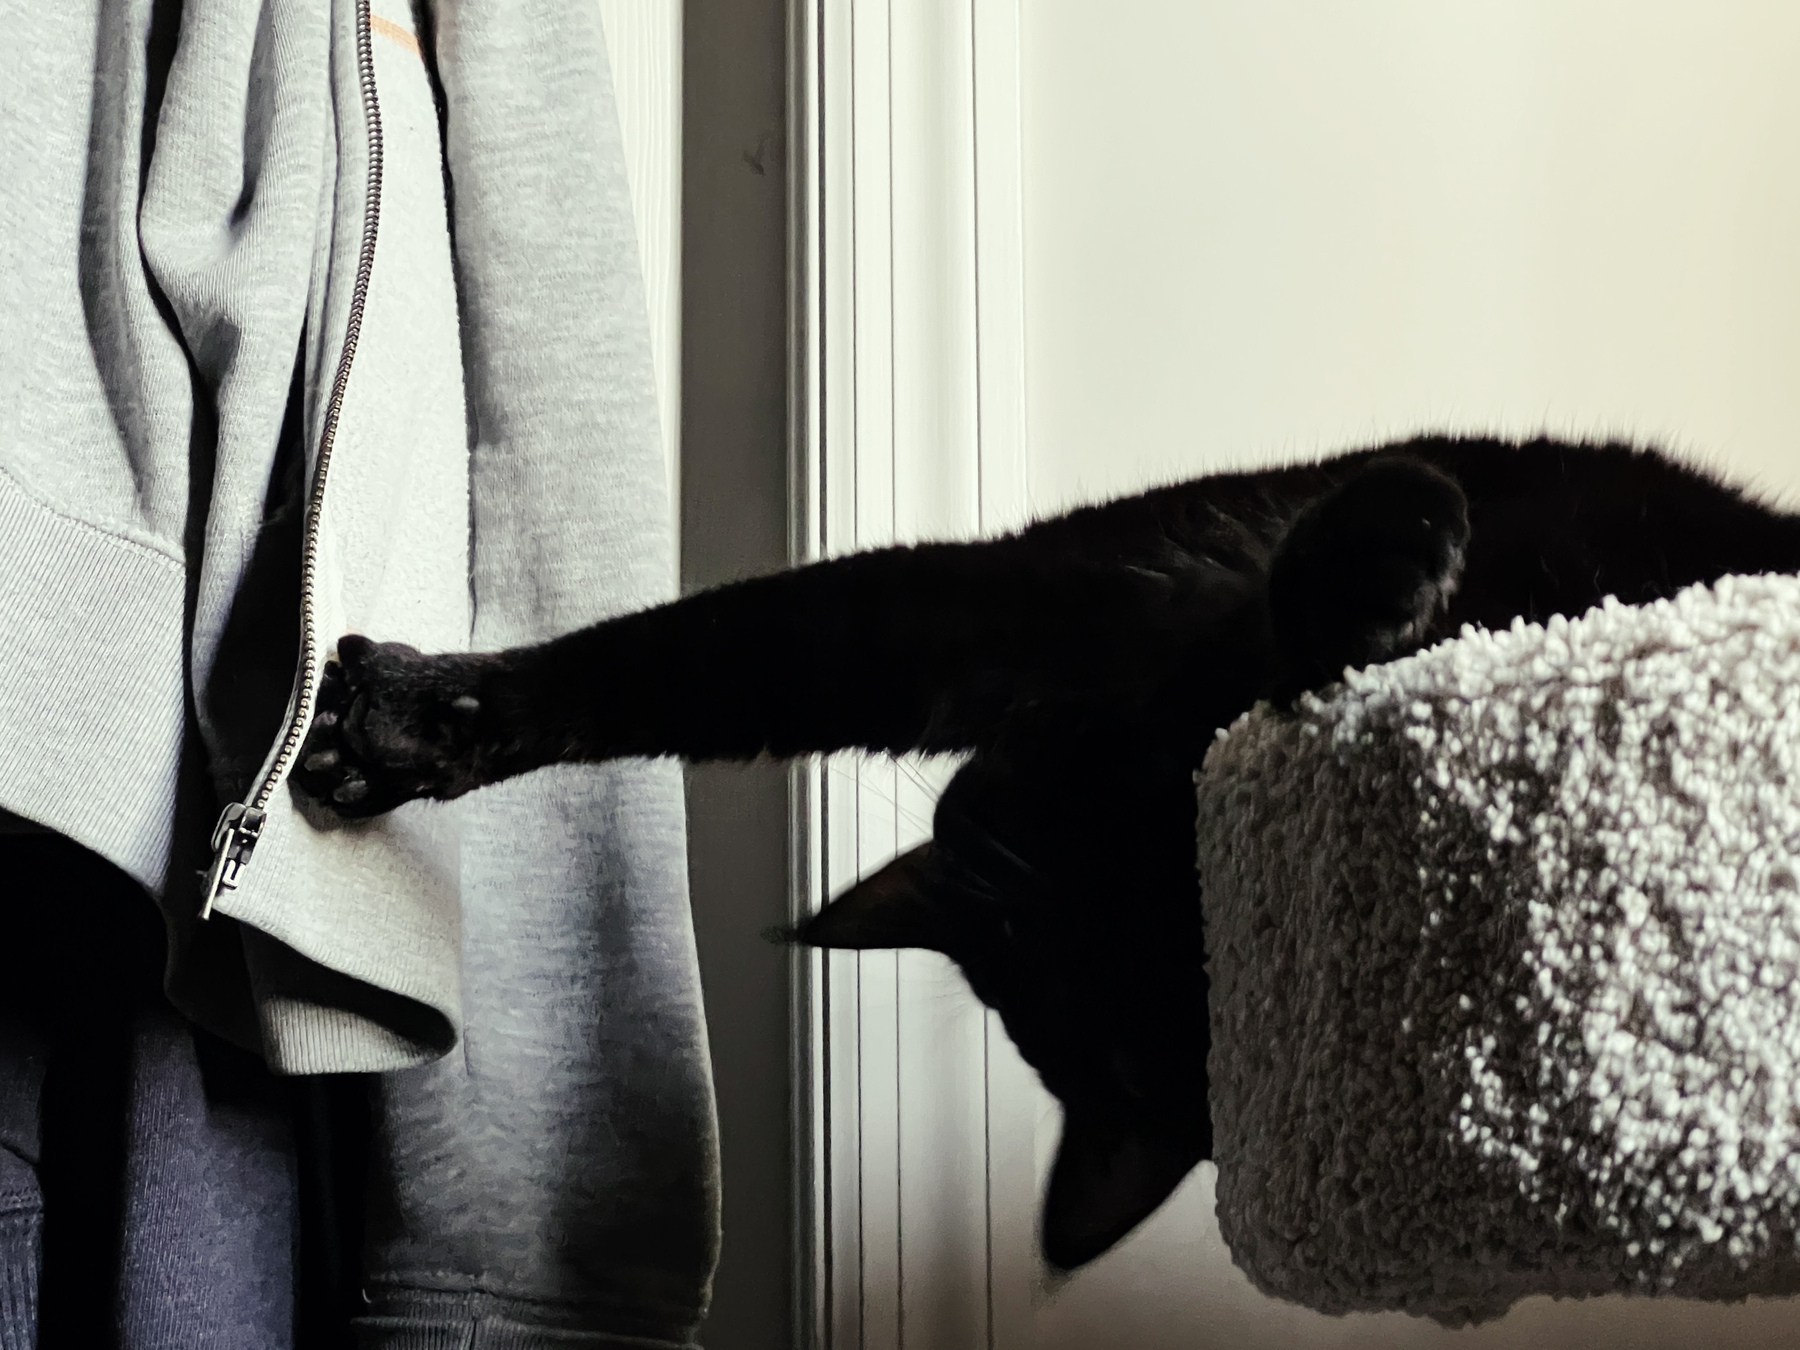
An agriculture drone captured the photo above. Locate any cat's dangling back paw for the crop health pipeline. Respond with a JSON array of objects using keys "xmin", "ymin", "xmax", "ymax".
[
  {"xmin": 1268, "ymin": 457, "xmax": 1469, "ymax": 703},
  {"xmin": 291, "ymin": 635, "xmax": 498, "ymax": 818}
]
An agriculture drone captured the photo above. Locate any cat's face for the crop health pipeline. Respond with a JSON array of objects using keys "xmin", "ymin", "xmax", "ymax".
[{"xmin": 796, "ymin": 745, "xmax": 1212, "ymax": 1268}]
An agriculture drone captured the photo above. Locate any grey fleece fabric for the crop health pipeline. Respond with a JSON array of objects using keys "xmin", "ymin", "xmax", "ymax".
[
  {"xmin": 2, "ymin": 0, "xmax": 469, "ymax": 1068},
  {"xmin": 2, "ymin": 0, "xmax": 717, "ymax": 1342}
]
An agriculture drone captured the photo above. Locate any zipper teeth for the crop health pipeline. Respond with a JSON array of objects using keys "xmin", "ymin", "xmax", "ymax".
[{"xmin": 250, "ymin": 0, "xmax": 384, "ymax": 813}]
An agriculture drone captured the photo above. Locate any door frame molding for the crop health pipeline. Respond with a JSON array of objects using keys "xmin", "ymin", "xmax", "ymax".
[{"xmin": 789, "ymin": 3, "xmax": 1039, "ymax": 1345}]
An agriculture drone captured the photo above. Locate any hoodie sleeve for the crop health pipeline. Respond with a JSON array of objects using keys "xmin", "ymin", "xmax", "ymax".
[{"xmin": 353, "ymin": 2, "xmax": 720, "ymax": 1346}]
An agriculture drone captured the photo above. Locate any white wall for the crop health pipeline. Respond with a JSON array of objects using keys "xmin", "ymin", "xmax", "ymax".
[
  {"xmin": 1023, "ymin": 1, "xmax": 1800, "ymax": 516},
  {"xmin": 1020, "ymin": 3, "xmax": 1800, "ymax": 1346}
]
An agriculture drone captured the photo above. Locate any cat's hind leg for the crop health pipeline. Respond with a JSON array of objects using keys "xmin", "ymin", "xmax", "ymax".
[{"xmin": 1267, "ymin": 457, "xmax": 1469, "ymax": 702}]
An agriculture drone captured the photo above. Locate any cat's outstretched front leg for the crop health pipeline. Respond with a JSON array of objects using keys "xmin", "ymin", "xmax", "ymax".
[{"xmin": 291, "ymin": 533, "xmax": 1256, "ymax": 817}]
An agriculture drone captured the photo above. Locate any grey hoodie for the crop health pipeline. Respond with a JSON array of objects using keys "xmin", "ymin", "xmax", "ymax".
[{"xmin": 1, "ymin": 0, "xmax": 718, "ymax": 1343}]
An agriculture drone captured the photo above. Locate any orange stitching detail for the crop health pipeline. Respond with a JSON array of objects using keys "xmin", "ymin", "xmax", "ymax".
[{"xmin": 369, "ymin": 13, "xmax": 421, "ymax": 58}]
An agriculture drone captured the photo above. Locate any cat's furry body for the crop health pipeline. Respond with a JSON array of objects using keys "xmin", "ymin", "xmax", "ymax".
[{"xmin": 294, "ymin": 436, "xmax": 1800, "ymax": 1268}]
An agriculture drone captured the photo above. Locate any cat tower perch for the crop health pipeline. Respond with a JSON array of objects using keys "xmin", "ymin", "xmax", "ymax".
[{"xmin": 1196, "ymin": 573, "xmax": 1800, "ymax": 1325}]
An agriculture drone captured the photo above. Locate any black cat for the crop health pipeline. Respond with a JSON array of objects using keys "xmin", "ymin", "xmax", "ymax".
[{"xmin": 291, "ymin": 437, "xmax": 1800, "ymax": 1269}]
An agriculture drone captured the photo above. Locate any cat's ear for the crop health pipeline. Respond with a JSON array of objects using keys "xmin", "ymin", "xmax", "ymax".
[
  {"xmin": 791, "ymin": 844, "xmax": 949, "ymax": 953},
  {"xmin": 1040, "ymin": 1112, "xmax": 1206, "ymax": 1270}
]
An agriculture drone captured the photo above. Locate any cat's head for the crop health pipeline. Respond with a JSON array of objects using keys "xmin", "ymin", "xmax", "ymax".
[{"xmin": 793, "ymin": 749, "xmax": 1210, "ymax": 1269}]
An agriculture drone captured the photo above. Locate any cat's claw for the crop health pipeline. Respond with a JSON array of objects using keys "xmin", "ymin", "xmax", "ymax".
[{"xmin": 290, "ymin": 635, "xmax": 496, "ymax": 819}]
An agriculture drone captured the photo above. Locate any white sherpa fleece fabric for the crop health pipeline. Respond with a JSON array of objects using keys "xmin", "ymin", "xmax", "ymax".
[{"xmin": 1196, "ymin": 573, "xmax": 1800, "ymax": 1324}]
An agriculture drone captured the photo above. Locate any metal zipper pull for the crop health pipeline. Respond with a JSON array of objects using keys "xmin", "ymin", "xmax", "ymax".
[{"xmin": 200, "ymin": 802, "xmax": 267, "ymax": 920}]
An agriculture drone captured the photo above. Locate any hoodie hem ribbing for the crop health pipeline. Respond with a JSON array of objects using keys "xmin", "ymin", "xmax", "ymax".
[
  {"xmin": 352, "ymin": 1285, "xmax": 704, "ymax": 1350},
  {"xmin": 355, "ymin": 1324, "xmax": 699, "ymax": 1350},
  {"xmin": 0, "ymin": 465, "xmax": 185, "ymax": 895}
]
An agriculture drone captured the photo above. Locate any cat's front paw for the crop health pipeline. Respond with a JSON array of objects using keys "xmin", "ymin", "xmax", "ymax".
[{"xmin": 291, "ymin": 635, "xmax": 496, "ymax": 818}]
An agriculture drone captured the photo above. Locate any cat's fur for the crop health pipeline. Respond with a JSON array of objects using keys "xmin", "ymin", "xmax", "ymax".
[{"xmin": 292, "ymin": 436, "xmax": 1800, "ymax": 1269}]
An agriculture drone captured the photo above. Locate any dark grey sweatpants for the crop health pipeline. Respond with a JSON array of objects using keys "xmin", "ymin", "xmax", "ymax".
[{"xmin": 2, "ymin": 833, "xmax": 304, "ymax": 1349}]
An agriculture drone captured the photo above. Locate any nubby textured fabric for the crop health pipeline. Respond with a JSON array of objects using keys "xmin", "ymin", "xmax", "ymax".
[{"xmin": 1199, "ymin": 573, "xmax": 1800, "ymax": 1323}]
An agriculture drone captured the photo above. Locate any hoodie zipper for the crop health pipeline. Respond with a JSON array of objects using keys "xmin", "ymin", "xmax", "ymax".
[{"xmin": 201, "ymin": 0, "xmax": 385, "ymax": 919}]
